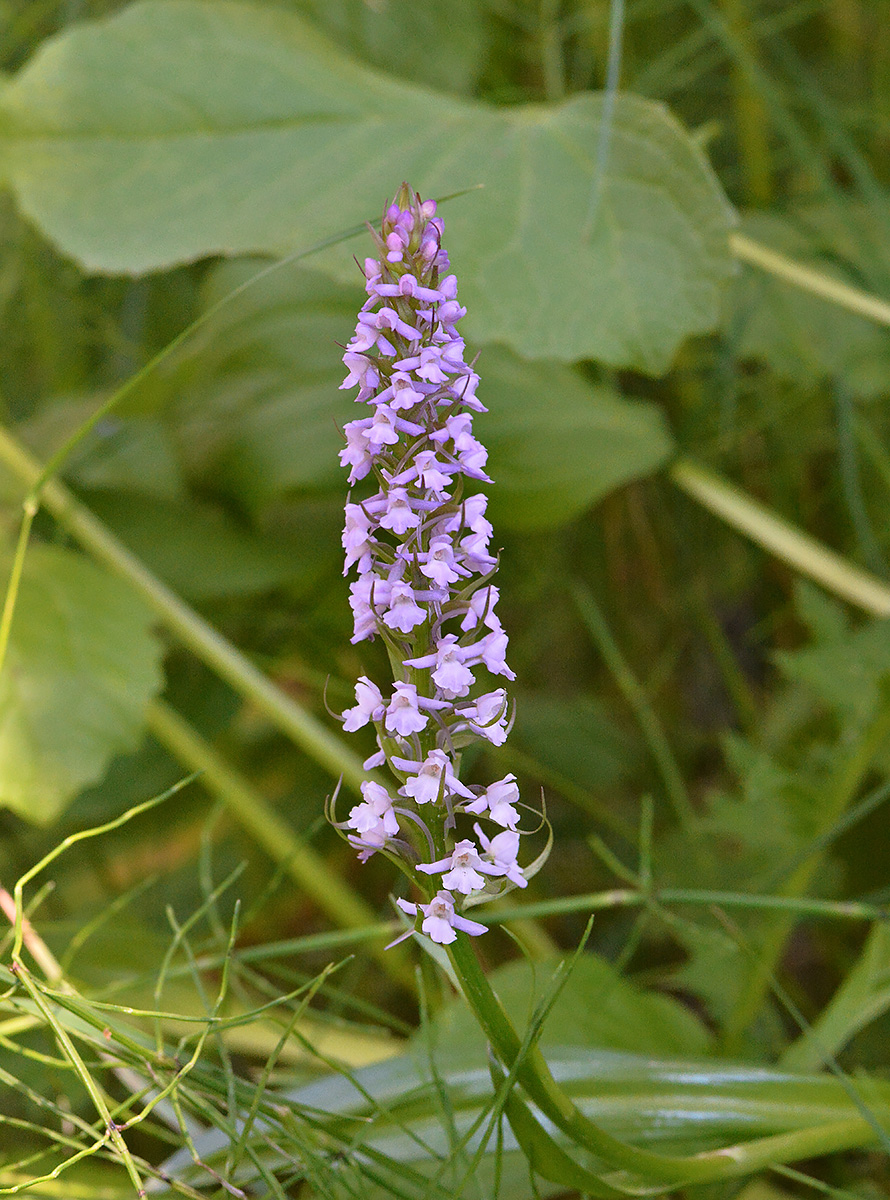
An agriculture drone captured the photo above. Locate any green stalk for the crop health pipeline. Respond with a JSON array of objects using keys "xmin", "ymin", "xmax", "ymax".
[
  {"xmin": 483, "ymin": 887, "xmax": 887, "ymax": 927},
  {"xmin": 13, "ymin": 964, "xmax": 146, "ymax": 1196},
  {"xmin": 538, "ymin": 0, "xmax": 566, "ymax": 99},
  {"xmin": 671, "ymin": 458, "xmax": 890, "ymax": 616},
  {"xmin": 720, "ymin": 701, "xmax": 890, "ymax": 1054},
  {"xmin": 0, "ymin": 498, "xmax": 36, "ymax": 680},
  {"xmin": 445, "ymin": 934, "xmax": 884, "ymax": 1184},
  {"xmin": 719, "ymin": 0, "xmax": 773, "ymax": 204},
  {"xmin": 730, "ymin": 232, "xmax": 890, "ymax": 329},
  {"xmin": 0, "ymin": 424, "xmax": 372, "ymax": 797},
  {"xmin": 572, "ymin": 583, "xmax": 696, "ymax": 832},
  {"xmin": 144, "ymin": 700, "xmax": 416, "ymax": 992},
  {"xmin": 691, "ymin": 596, "xmax": 760, "ymax": 737}
]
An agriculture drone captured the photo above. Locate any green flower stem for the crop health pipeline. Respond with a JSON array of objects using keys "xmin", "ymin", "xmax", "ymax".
[
  {"xmin": 671, "ymin": 458, "xmax": 890, "ymax": 616},
  {"xmin": 446, "ymin": 934, "xmax": 887, "ymax": 1184},
  {"xmin": 144, "ymin": 700, "xmax": 416, "ymax": 993},
  {"xmin": 0, "ymin": 423, "xmax": 372, "ymax": 797},
  {"xmin": 721, "ymin": 700, "xmax": 890, "ymax": 1055},
  {"xmin": 730, "ymin": 232, "xmax": 890, "ymax": 329}
]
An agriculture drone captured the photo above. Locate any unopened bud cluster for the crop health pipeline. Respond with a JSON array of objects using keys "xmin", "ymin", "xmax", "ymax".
[{"xmin": 335, "ymin": 185, "xmax": 528, "ymax": 945}]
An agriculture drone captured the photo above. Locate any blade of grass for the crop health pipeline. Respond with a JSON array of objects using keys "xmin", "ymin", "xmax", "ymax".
[
  {"xmin": 671, "ymin": 457, "xmax": 890, "ymax": 615},
  {"xmin": 145, "ymin": 699, "xmax": 415, "ymax": 993},
  {"xmin": 720, "ymin": 699, "xmax": 890, "ymax": 1053},
  {"xmin": 719, "ymin": 0, "xmax": 773, "ymax": 203},
  {"xmin": 571, "ymin": 583, "xmax": 696, "ymax": 832}
]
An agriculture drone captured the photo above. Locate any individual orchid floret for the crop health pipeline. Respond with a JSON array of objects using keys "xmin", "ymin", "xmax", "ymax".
[
  {"xmin": 349, "ymin": 574, "xmax": 391, "ymax": 643},
  {"xmin": 396, "ymin": 749, "xmax": 475, "ymax": 804},
  {"xmin": 383, "ymin": 582, "xmax": 428, "ymax": 633},
  {"xmin": 384, "ymin": 682, "xmax": 430, "ymax": 737},
  {"xmin": 342, "ymin": 503, "xmax": 376, "ymax": 574},
  {"xmin": 339, "ymin": 422, "xmax": 373, "ymax": 483},
  {"xmin": 342, "ymin": 676, "xmax": 385, "ymax": 732},
  {"xmin": 465, "ymin": 774, "xmax": 521, "ymax": 829},
  {"xmin": 419, "ymin": 536, "xmax": 467, "ymax": 588},
  {"xmin": 476, "ymin": 629, "xmax": 517, "ymax": 680},
  {"xmin": 340, "ymin": 351, "xmax": 378, "ymax": 393},
  {"xmin": 396, "ymin": 891, "xmax": 487, "ymax": 945},
  {"xmin": 405, "ymin": 634, "xmax": 475, "ymax": 699},
  {"xmin": 364, "ymin": 405, "xmax": 402, "ymax": 451},
  {"xmin": 377, "ymin": 487, "xmax": 421, "ymax": 535},
  {"xmin": 348, "ymin": 781, "xmax": 400, "ymax": 846},
  {"xmin": 460, "ymin": 585, "xmax": 502, "ymax": 633},
  {"xmin": 417, "ymin": 838, "xmax": 500, "ymax": 894},
  {"xmin": 379, "ymin": 372, "xmax": 427, "ymax": 411},
  {"xmin": 390, "ymin": 449, "xmax": 455, "ymax": 495},
  {"xmin": 459, "ymin": 689, "xmax": 511, "ymax": 746},
  {"xmin": 475, "ymin": 825, "xmax": 527, "ymax": 887}
]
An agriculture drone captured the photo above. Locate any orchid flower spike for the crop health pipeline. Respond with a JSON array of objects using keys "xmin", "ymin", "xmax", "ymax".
[{"xmin": 335, "ymin": 185, "xmax": 536, "ymax": 943}]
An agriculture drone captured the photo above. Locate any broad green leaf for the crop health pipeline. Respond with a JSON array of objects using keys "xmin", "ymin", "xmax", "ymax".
[
  {"xmin": 153, "ymin": 259, "xmax": 673, "ymax": 523},
  {"xmin": 164, "ymin": 1044, "xmax": 890, "ymax": 1199},
  {"xmin": 83, "ymin": 491, "xmax": 312, "ymax": 601},
  {"xmin": 0, "ymin": 544, "xmax": 164, "ymax": 822},
  {"xmin": 155, "ymin": 259, "xmax": 359, "ymax": 506},
  {"xmin": 21, "ymin": 400, "xmax": 185, "ymax": 499},
  {"xmin": 512, "ymin": 692, "xmax": 638, "ymax": 791},
  {"xmin": 477, "ymin": 347, "xmax": 675, "ymax": 529},
  {"xmin": 776, "ymin": 621, "xmax": 890, "ymax": 730},
  {"xmin": 291, "ymin": 0, "xmax": 488, "ymax": 94},
  {"xmin": 0, "ymin": 0, "xmax": 735, "ymax": 371},
  {"xmin": 430, "ymin": 952, "xmax": 713, "ymax": 1062}
]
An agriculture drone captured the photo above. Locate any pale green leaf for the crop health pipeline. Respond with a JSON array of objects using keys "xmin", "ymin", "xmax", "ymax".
[
  {"xmin": 156, "ymin": 259, "xmax": 359, "ymax": 505},
  {"xmin": 0, "ymin": 0, "xmax": 735, "ymax": 371},
  {"xmin": 782, "ymin": 922, "xmax": 890, "ymax": 1072},
  {"xmin": 290, "ymin": 0, "xmax": 488, "ymax": 94},
  {"xmin": 478, "ymin": 346, "xmax": 675, "ymax": 529},
  {"xmin": 431, "ymin": 952, "xmax": 713, "ymax": 1062},
  {"xmin": 83, "ymin": 491, "xmax": 312, "ymax": 601},
  {"xmin": 0, "ymin": 545, "xmax": 165, "ymax": 822},
  {"xmin": 776, "ymin": 621, "xmax": 890, "ymax": 730},
  {"xmin": 21, "ymin": 400, "xmax": 185, "ymax": 499},
  {"xmin": 157, "ymin": 258, "xmax": 674, "ymax": 521},
  {"xmin": 165, "ymin": 1044, "xmax": 890, "ymax": 1197},
  {"xmin": 149, "ymin": 259, "xmax": 675, "ymax": 522},
  {"xmin": 512, "ymin": 692, "xmax": 637, "ymax": 790}
]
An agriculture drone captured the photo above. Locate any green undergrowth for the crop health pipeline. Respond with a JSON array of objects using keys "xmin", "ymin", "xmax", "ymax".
[{"xmin": 0, "ymin": 0, "xmax": 889, "ymax": 1195}]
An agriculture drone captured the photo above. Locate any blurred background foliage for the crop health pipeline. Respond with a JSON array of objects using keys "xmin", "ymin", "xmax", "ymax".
[{"xmin": 1, "ymin": 0, "xmax": 890, "ymax": 1196}]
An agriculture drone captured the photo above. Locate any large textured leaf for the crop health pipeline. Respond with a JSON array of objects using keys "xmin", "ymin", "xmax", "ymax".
[
  {"xmin": 431, "ymin": 952, "xmax": 713, "ymax": 1062},
  {"xmin": 155, "ymin": 259, "xmax": 360, "ymax": 506},
  {"xmin": 0, "ymin": 0, "xmax": 735, "ymax": 371},
  {"xmin": 478, "ymin": 346, "xmax": 674, "ymax": 529},
  {"xmin": 83, "ymin": 491, "xmax": 312, "ymax": 601},
  {"xmin": 291, "ymin": 0, "xmax": 488, "ymax": 94},
  {"xmin": 0, "ymin": 545, "xmax": 164, "ymax": 822},
  {"xmin": 152, "ymin": 259, "xmax": 674, "ymax": 525}
]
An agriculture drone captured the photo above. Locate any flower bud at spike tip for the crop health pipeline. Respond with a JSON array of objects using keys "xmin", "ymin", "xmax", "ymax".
[{"xmin": 334, "ymin": 186, "xmax": 533, "ymax": 945}]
